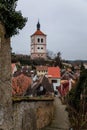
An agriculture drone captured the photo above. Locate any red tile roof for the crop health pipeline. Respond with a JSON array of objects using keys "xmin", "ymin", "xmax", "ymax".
[
  {"xmin": 48, "ymin": 67, "xmax": 60, "ymax": 78},
  {"xmin": 36, "ymin": 66, "xmax": 48, "ymax": 71},
  {"xmin": 31, "ymin": 30, "xmax": 46, "ymax": 36},
  {"xmin": 12, "ymin": 74, "xmax": 32, "ymax": 96}
]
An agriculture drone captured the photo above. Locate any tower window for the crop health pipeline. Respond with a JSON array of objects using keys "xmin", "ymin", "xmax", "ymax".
[
  {"xmin": 41, "ymin": 47, "xmax": 43, "ymax": 49},
  {"xmin": 37, "ymin": 38, "xmax": 40, "ymax": 42},
  {"xmin": 37, "ymin": 47, "xmax": 40, "ymax": 49},
  {"xmin": 41, "ymin": 38, "xmax": 43, "ymax": 43}
]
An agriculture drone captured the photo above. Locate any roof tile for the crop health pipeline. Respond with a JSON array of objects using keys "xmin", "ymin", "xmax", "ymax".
[
  {"xmin": 31, "ymin": 30, "xmax": 46, "ymax": 36},
  {"xmin": 48, "ymin": 67, "xmax": 60, "ymax": 78},
  {"xmin": 12, "ymin": 74, "xmax": 32, "ymax": 96}
]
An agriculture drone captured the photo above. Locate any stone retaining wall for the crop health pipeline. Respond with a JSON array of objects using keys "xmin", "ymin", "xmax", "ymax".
[{"xmin": 13, "ymin": 98, "xmax": 54, "ymax": 130}]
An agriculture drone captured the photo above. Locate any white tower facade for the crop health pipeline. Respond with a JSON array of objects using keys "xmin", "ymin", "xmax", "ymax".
[{"xmin": 30, "ymin": 21, "xmax": 47, "ymax": 60}]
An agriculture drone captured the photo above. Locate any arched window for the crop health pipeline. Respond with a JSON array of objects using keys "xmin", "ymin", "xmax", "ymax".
[
  {"xmin": 37, "ymin": 47, "xmax": 40, "ymax": 49},
  {"xmin": 41, "ymin": 38, "xmax": 43, "ymax": 43},
  {"xmin": 37, "ymin": 38, "xmax": 40, "ymax": 42}
]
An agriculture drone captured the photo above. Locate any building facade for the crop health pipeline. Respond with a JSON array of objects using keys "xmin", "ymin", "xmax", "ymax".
[
  {"xmin": 30, "ymin": 21, "xmax": 47, "ymax": 60},
  {"xmin": 36, "ymin": 66, "xmax": 48, "ymax": 76}
]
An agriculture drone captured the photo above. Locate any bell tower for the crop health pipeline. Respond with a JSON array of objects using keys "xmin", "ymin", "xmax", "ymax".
[{"xmin": 30, "ymin": 21, "xmax": 47, "ymax": 60}]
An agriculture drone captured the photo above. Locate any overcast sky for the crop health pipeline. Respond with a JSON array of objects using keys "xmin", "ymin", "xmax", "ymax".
[{"xmin": 11, "ymin": 0, "xmax": 87, "ymax": 60}]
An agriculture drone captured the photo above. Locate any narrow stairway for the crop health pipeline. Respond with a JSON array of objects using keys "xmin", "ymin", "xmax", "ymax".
[{"xmin": 42, "ymin": 97, "xmax": 70, "ymax": 130}]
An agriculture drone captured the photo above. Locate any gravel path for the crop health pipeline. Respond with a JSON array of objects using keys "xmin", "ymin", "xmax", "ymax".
[{"xmin": 42, "ymin": 97, "xmax": 70, "ymax": 130}]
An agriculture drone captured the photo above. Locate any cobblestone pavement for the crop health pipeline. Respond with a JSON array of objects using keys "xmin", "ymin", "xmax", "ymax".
[{"xmin": 41, "ymin": 97, "xmax": 70, "ymax": 130}]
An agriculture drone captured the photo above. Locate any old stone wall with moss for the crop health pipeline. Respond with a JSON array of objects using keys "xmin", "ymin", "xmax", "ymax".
[
  {"xmin": 13, "ymin": 99, "xmax": 54, "ymax": 130},
  {"xmin": 0, "ymin": 22, "xmax": 13, "ymax": 130}
]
